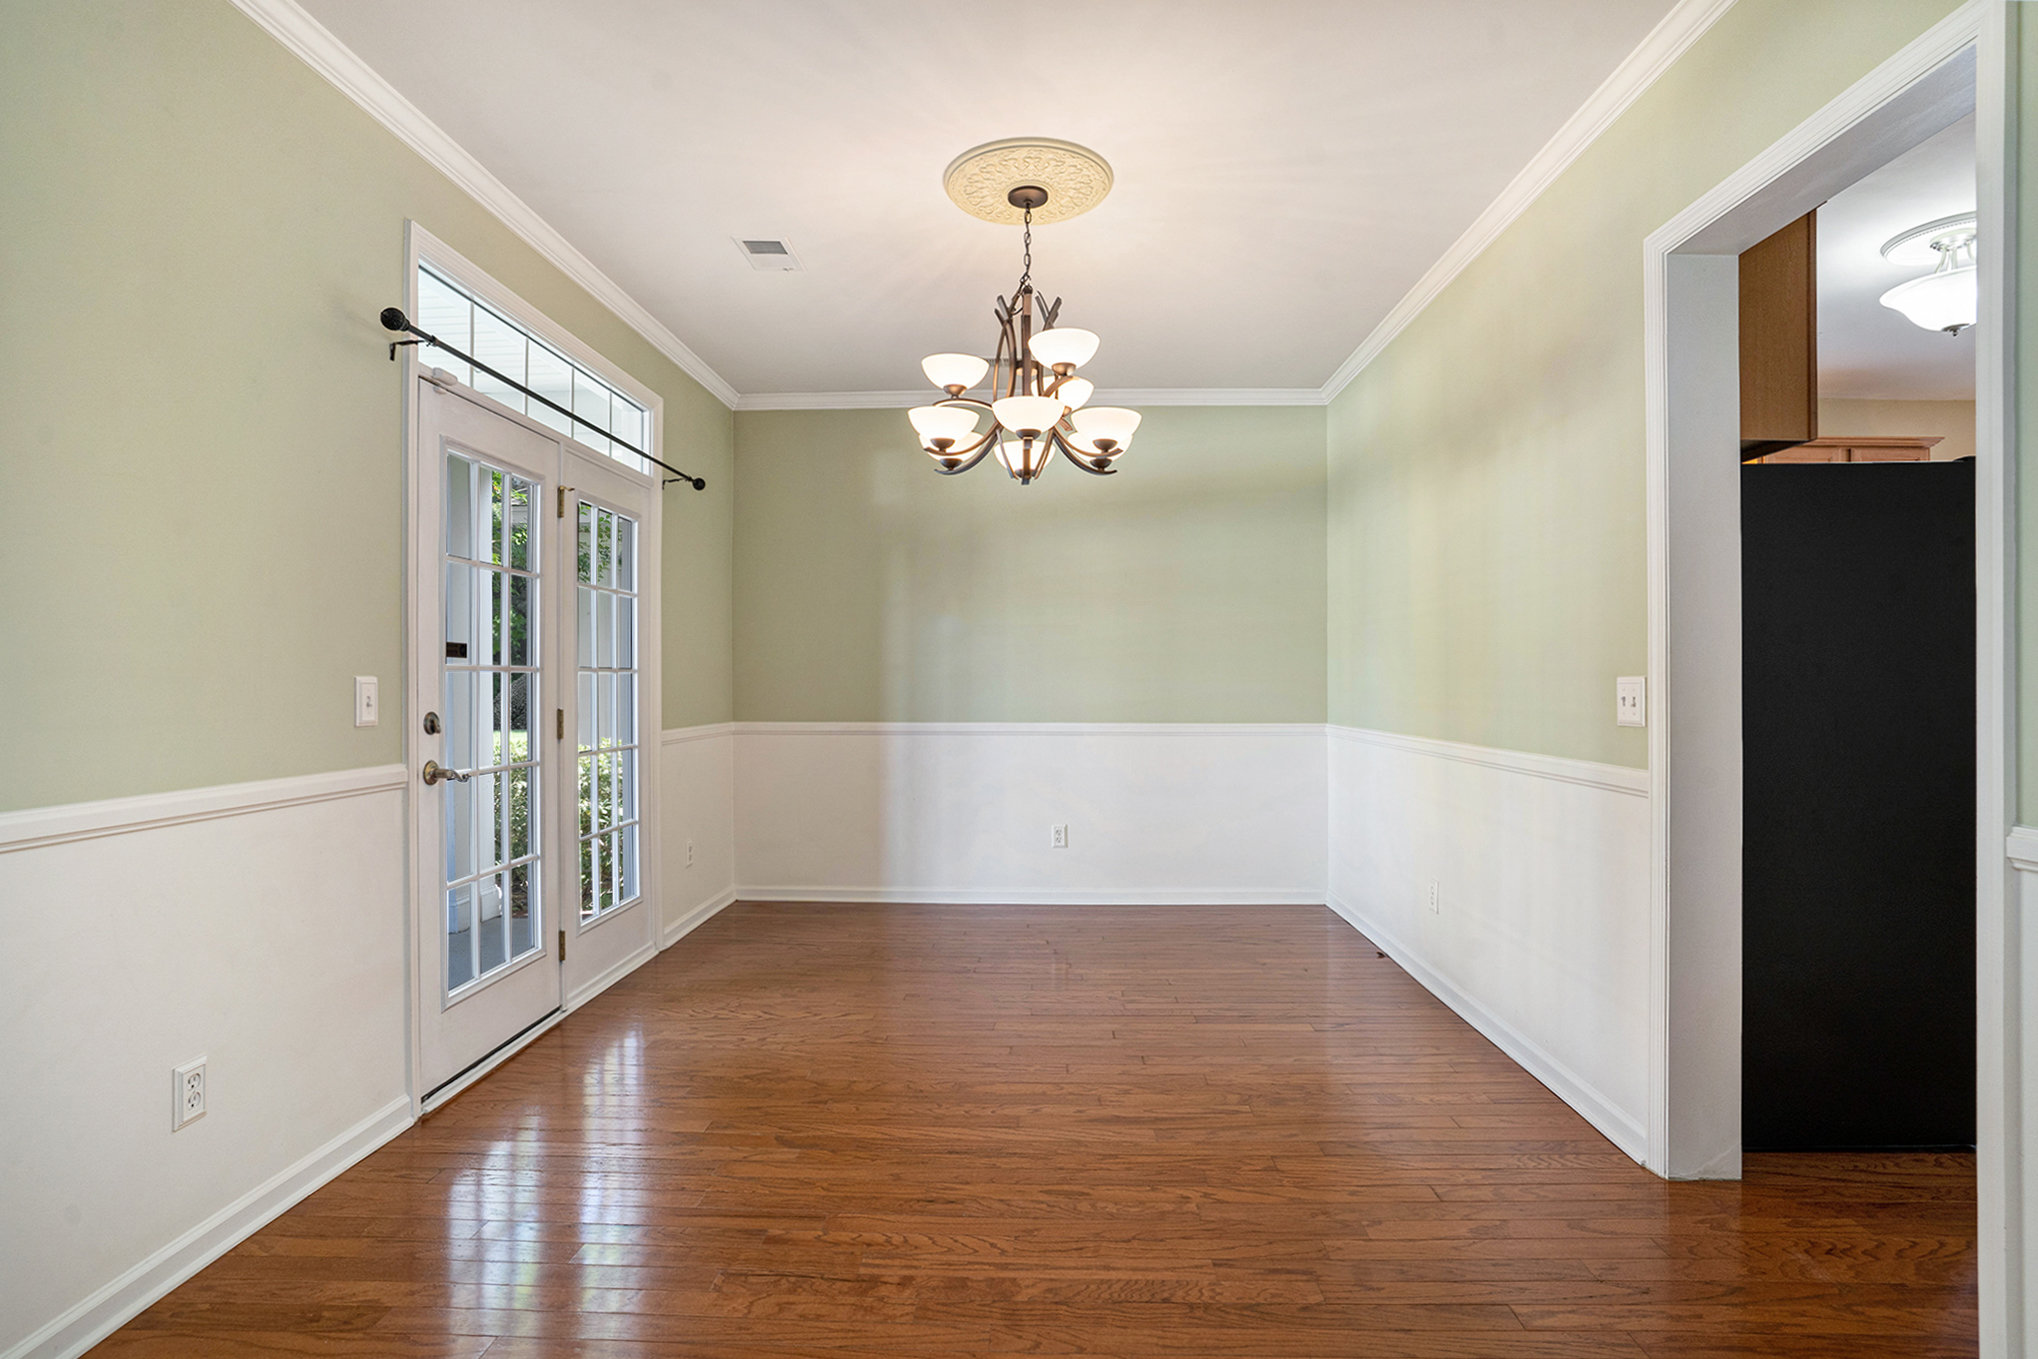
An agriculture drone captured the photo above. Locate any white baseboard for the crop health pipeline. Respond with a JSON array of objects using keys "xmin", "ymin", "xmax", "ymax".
[
  {"xmin": 662, "ymin": 886, "xmax": 738, "ymax": 947},
  {"xmin": 1327, "ymin": 893, "xmax": 1646, "ymax": 1162},
  {"xmin": 4, "ymin": 1096, "xmax": 412, "ymax": 1359},
  {"xmin": 736, "ymin": 886, "xmax": 1323, "ymax": 906},
  {"xmin": 566, "ymin": 938, "xmax": 656, "ymax": 1011}
]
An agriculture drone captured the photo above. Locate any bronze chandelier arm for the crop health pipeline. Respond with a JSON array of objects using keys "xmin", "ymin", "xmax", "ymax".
[
  {"xmin": 933, "ymin": 440, "xmax": 999, "ymax": 475},
  {"xmin": 1048, "ymin": 425, "xmax": 1118, "ymax": 476},
  {"xmin": 936, "ymin": 426, "xmax": 1000, "ymax": 459}
]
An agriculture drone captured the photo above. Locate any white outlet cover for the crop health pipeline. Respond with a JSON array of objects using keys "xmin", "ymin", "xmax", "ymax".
[
  {"xmin": 1050, "ymin": 824, "xmax": 1069, "ymax": 849},
  {"xmin": 1616, "ymin": 675, "xmax": 1646, "ymax": 728},
  {"xmin": 173, "ymin": 1058, "xmax": 206, "ymax": 1130}
]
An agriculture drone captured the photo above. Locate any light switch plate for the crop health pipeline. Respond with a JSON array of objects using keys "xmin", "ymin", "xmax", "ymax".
[
  {"xmin": 354, "ymin": 676, "xmax": 379, "ymax": 727},
  {"xmin": 1616, "ymin": 675, "xmax": 1646, "ymax": 728}
]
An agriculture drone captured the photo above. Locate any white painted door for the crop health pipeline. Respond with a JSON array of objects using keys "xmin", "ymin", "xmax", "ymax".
[
  {"xmin": 413, "ymin": 380, "xmax": 564, "ymax": 1094},
  {"xmin": 558, "ymin": 446, "xmax": 659, "ymax": 999}
]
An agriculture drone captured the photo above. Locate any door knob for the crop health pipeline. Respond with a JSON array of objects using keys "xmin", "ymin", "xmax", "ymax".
[{"xmin": 421, "ymin": 760, "xmax": 473, "ymax": 786}]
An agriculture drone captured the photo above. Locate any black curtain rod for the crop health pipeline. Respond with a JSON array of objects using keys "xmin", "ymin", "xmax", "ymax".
[{"xmin": 380, "ymin": 308, "xmax": 704, "ymax": 490}]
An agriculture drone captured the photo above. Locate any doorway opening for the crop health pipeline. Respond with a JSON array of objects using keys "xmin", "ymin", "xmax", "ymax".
[
  {"xmin": 402, "ymin": 225, "xmax": 667, "ymax": 1114},
  {"xmin": 1740, "ymin": 113, "xmax": 1978, "ymax": 1153},
  {"xmin": 1643, "ymin": 5, "xmax": 2017, "ymax": 1344}
]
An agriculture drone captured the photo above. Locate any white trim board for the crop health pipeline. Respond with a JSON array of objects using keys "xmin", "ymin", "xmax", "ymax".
[
  {"xmin": 2004, "ymin": 825, "xmax": 2038, "ymax": 872},
  {"xmin": 736, "ymin": 888, "xmax": 1325, "ymax": 907},
  {"xmin": 733, "ymin": 720, "xmax": 1325, "ymax": 738},
  {"xmin": 1326, "ymin": 894, "xmax": 1647, "ymax": 1162},
  {"xmin": 2, "ymin": 1098, "xmax": 412, "ymax": 1359},
  {"xmin": 226, "ymin": 0, "xmax": 739, "ymax": 409},
  {"xmin": 733, "ymin": 389, "xmax": 1327, "ymax": 412},
  {"xmin": 1329, "ymin": 725, "xmax": 1648, "ymax": 797},
  {"xmin": 662, "ymin": 722, "xmax": 738, "ymax": 745},
  {"xmin": 662, "ymin": 886, "xmax": 739, "ymax": 949},
  {"xmin": 566, "ymin": 938, "xmax": 657, "ymax": 1012},
  {"xmin": 0, "ymin": 764, "xmax": 404, "ymax": 855}
]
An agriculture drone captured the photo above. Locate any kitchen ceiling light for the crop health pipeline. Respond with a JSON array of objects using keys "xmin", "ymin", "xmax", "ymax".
[{"xmin": 1878, "ymin": 214, "xmax": 1978, "ymax": 335}]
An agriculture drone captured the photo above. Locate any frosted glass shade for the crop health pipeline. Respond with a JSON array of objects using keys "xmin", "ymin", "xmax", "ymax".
[
  {"xmin": 921, "ymin": 352, "xmax": 990, "ymax": 391},
  {"xmin": 908, "ymin": 404, "xmax": 980, "ymax": 448},
  {"xmin": 1054, "ymin": 377, "xmax": 1094, "ymax": 410},
  {"xmin": 1028, "ymin": 327, "xmax": 1100, "ymax": 371},
  {"xmin": 996, "ymin": 439, "xmax": 1051, "ymax": 482},
  {"xmin": 1879, "ymin": 265, "xmax": 1977, "ymax": 334},
  {"xmin": 992, "ymin": 395, "xmax": 1066, "ymax": 437},
  {"xmin": 1069, "ymin": 405, "xmax": 1141, "ymax": 451}
]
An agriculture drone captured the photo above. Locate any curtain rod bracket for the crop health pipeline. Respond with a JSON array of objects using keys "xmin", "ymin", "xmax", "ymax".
[{"xmin": 379, "ymin": 306, "xmax": 705, "ymax": 491}]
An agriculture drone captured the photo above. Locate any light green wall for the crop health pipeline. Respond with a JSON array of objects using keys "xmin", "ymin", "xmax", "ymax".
[
  {"xmin": 1327, "ymin": 0, "xmax": 1963, "ymax": 768},
  {"xmin": 734, "ymin": 406, "xmax": 1327, "ymax": 723},
  {"xmin": 0, "ymin": 0, "xmax": 733, "ymax": 814}
]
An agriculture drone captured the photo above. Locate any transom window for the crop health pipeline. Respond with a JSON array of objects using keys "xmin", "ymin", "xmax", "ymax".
[{"xmin": 416, "ymin": 262, "xmax": 650, "ymax": 477}]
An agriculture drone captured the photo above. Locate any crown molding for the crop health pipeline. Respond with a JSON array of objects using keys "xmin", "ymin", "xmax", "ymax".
[
  {"xmin": 227, "ymin": 0, "xmax": 741, "ymax": 410},
  {"xmin": 733, "ymin": 387, "xmax": 1327, "ymax": 412},
  {"xmin": 1315, "ymin": 0, "xmax": 1741, "ymax": 404},
  {"xmin": 231, "ymin": 0, "xmax": 1735, "ymax": 415}
]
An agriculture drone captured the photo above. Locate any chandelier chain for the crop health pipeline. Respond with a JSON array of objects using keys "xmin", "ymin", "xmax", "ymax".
[{"xmin": 1020, "ymin": 207, "xmax": 1032, "ymax": 291}]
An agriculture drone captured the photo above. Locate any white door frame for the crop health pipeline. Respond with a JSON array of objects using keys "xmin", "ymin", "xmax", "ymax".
[
  {"xmin": 409, "ymin": 378, "xmax": 569, "ymax": 1101},
  {"xmin": 400, "ymin": 222, "xmax": 667, "ymax": 1116},
  {"xmin": 1642, "ymin": 1, "xmax": 2020, "ymax": 1352}
]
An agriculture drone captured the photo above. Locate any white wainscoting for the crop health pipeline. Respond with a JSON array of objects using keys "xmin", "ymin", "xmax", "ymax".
[
  {"xmin": 661, "ymin": 724, "xmax": 737, "ymax": 946},
  {"xmin": 0, "ymin": 767, "xmax": 412, "ymax": 1359},
  {"xmin": 1327, "ymin": 726, "xmax": 1651, "ymax": 1161},
  {"xmin": 734, "ymin": 722, "xmax": 1326, "ymax": 904}
]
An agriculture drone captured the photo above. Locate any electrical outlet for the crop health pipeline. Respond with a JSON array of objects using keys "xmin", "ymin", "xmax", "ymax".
[
  {"xmin": 354, "ymin": 675, "xmax": 379, "ymax": 727},
  {"xmin": 172, "ymin": 1059, "xmax": 206, "ymax": 1130},
  {"xmin": 685, "ymin": 839, "xmax": 695, "ymax": 868},
  {"xmin": 1616, "ymin": 675, "xmax": 1646, "ymax": 728},
  {"xmin": 1426, "ymin": 881, "xmax": 1441, "ymax": 915},
  {"xmin": 1050, "ymin": 824, "xmax": 1069, "ymax": 850}
]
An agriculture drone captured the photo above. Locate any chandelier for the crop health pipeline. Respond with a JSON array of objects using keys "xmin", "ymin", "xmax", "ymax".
[{"xmin": 909, "ymin": 138, "xmax": 1140, "ymax": 483}]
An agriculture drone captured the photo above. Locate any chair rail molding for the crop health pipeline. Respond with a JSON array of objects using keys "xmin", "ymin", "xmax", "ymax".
[{"xmin": 0, "ymin": 764, "xmax": 405, "ymax": 856}]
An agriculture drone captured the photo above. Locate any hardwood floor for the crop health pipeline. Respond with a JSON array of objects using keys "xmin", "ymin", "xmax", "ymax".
[{"xmin": 92, "ymin": 903, "xmax": 1978, "ymax": 1357}]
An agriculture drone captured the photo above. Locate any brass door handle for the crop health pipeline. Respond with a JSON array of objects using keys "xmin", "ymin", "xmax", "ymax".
[{"xmin": 421, "ymin": 760, "xmax": 473, "ymax": 786}]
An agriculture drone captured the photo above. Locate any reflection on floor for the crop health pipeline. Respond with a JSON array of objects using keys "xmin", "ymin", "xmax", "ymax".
[{"xmin": 95, "ymin": 903, "xmax": 1979, "ymax": 1358}]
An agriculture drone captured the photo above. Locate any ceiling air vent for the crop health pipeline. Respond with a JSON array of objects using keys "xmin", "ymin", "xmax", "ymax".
[{"xmin": 734, "ymin": 237, "xmax": 802, "ymax": 272}]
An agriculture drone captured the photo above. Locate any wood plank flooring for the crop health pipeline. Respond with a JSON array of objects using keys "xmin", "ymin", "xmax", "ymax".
[{"xmin": 92, "ymin": 903, "xmax": 1978, "ymax": 1357}]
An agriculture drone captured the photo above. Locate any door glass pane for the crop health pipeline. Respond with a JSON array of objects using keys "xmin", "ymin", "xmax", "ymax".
[
  {"xmin": 577, "ymin": 498, "xmax": 641, "ymax": 922},
  {"xmin": 443, "ymin": 450, "xmax": 545, "ymax": 995}
]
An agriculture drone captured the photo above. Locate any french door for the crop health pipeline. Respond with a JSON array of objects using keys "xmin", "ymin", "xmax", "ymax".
[{"xmin": 411, "ymin": 377, "xmax": 657, "ymax": 1100}]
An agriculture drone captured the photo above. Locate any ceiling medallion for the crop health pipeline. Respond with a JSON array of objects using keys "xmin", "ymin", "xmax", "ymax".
[
  {"xmin": 942, "ymin": 136, "xmax": 1114, "ymax": 225},
  {"xmin": 910, "ymin": 140, "xmax": 1138, "ymax": 485}
]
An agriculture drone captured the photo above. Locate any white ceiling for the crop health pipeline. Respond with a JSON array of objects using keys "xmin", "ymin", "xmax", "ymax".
[
  {"xmin": 1817, "ymin": 113, "xmax": 1976, "ymax": 402},
  {"xmin": 299, "ymin": 0, "xmax": 1680, "ymax": 397}
]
